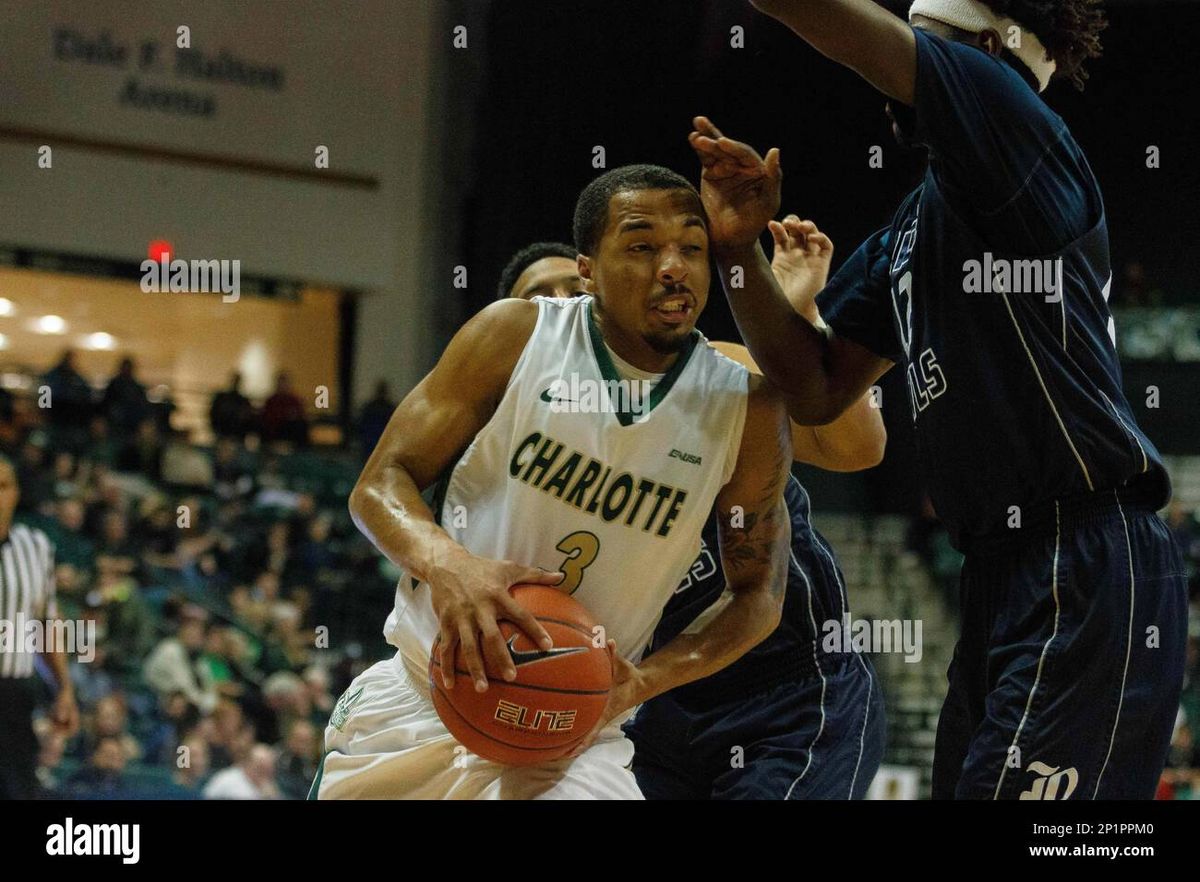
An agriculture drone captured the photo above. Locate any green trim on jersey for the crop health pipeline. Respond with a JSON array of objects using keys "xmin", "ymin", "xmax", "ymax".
[
  {"xmin": 307, "ymin": 749, "xmax": 330, "ymax": 800},
  {"xmin": 584, "ymin": 300, "xmax": 700, "ymax": 427}
]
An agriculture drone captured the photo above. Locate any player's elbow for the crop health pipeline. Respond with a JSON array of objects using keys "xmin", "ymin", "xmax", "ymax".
[
  {"xmin": 745, "ymin": 584, "xmax": 784, "ymax": 647},
  {"xmin": 786, "ymin": 394, "xmax": 846, "ymax": 427},
  {"xmin": 862, "ymin": 424, "xmax": 887, "ymax": 469},
  {"xmin": 759, "ymin": 591, "xmax": 785, "ymax": 644},
  {"xmin": 840, "ymin": 425, "xmax": 887, "ymax": 472},
  {"xmin": 347, "ymin": 475, "xmax": 374, "ymax": 528}
]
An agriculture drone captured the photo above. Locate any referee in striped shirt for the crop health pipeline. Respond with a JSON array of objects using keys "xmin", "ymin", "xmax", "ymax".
[{"xmin": 0, "ymin": 453, "xmax": 78, "ymax": 799}]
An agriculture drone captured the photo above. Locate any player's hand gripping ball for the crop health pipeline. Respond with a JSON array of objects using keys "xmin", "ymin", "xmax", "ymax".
[{"xmin": 430, "ymin": 584, "xmax": 613, "ymax": 765}]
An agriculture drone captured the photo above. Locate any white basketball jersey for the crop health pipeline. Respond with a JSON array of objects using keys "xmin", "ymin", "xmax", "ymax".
[{"xmin": 384, "ymin": 295, "xmax": 749, "ymax": 669}]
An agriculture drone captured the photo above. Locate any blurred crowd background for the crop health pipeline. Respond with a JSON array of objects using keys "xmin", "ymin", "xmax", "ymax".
[{"xmin": 13, "ymin": 355, "xmax": 397, "ymax": 799}]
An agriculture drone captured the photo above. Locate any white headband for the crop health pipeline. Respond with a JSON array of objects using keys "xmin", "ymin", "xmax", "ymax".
[{"xmin": 909, "ymin": 0, "xmax": 1057, "ymax": 91}]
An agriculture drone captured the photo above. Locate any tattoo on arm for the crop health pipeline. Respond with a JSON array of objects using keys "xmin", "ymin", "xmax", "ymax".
[{"xmin": 721, "ymin": 441, "xmax": 790, "ymax": 597}]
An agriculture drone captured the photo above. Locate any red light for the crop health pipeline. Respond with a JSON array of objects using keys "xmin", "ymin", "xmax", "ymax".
[{"xmin": 148, "ymin": 240, "xmax": 173, "ymax": 262}]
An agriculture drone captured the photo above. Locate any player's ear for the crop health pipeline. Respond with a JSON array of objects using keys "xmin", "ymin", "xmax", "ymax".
[
  {"xmin": 577, "ymin": 254, "xmax": 594, "ymax": 284},
  {"xmin": 979, "ymin": 28, "xmax": 1003, "ymax": 58}
]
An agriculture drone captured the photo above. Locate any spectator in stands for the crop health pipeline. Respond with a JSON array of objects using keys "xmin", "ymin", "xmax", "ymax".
[
  {"xmin": 203, "ymin": 699, "xmax": 243, "ymax": 768},
  {"xmin": 51, "ymin": 450, "xmax": 82, "ymax": 500},
  {"xmin": 96, "ymin": 510, "xmax": 140, "ymax": 580},
  {"xmin": 93, "ymin": 568, "xmax": 157, "ymax": 675},
  {"xmin": 275, "ymin": 719, "xmax": 319, "ymax": 800},
  {"xmin": 147, "ymin": 383, "xmax": 177, "ymax": 435},
  {"xmin": 302, "ymin": 665, "xmax": 335, "ymax": 724},
  {"xmin": 69, "ymin": 642, "xmax": 117, "ymax": 708},
  {"xmin": 201, "ymin": 627, "xmax": 255, "ymax": 701},
  {"xmin": 161, "ymin": 430, "xmax": 215, "ymax": 489},
  {"xmin": 256, "ymin": 454, "xmax": 288, "ymax": 494},
  {"xmin": 213, "ymin": 436, "xmax": 254, "ymax": 501},
  {"xmin": 76, "ymin": 694, "xmax": 142, "ymax": 764},
  {"xmin": 65, "ymin": 735, "xmax": 128, "ymax": 798},
  {"xmin": 262, "ymin": 602, "xmax": 310, "ymax": 674},
  {"xmin": 259, "ymin": 566, "xmax": 287, "ymax": 602},
  {"xmin": 40, "ymin": 350, "xmax": 94, "ymax": 451},
  {"xmin": 81, "ymin": 466, "xmax": 125, "ymax": 536},
  {"xmin": 174, "ymin": 494, "xmax": 221, "ymax": 574},
  {"xmin": 86, "ymin": 414, "xmax": 120, "ymax": 467},
  {"xmin": 101, "ymin": 357, "xmax": 151, "ymax": 435},
  {"xmin": 50, "ymin": 497, "xmax": 95, "ymax": 585},
  {"xmin": 261, "ymin": 671, "xmax": 310, "ymax": 743},
  {"xmin": 229, "ymin": 583, "xmax": 269, "ymax": 633},
  {"xmin": 174, "ymin": 733, "xmax": 210, "ymax": 795},
  {"xmin": 242, "ymin": 520, "xmax": 295, "ymax": 583},
  {"xmin": 203, "ymin": 743, "xmax": 279, "ymax": 799},
  {"xmin": 15, "ymin": 437, "xmax": 55, "ymax": 514},
  {"xmin": 35, "ymin": 725, "xmax": 68, "ymax": 796},
  {"xmin": 355, "ymin": 379, "xmax": 395, "ymax": 458},
  {"xmin": 143, "ymin": 607, "xmax": 219, "ymax": 715},
  {"xmin": 117, "ymin": 417, "xmax": 164, "ymax": 482},
  {"xmin": 141, "ymin": 498, "xmax": 182, "ymax": 577},
  {"xmin": 298, "ymin": 512, "xmax": 335, "ymax": 568},
  {"xmin": 260, "ymin": 372, "xmax": 308, "ymax": 449},
  {"xmin": 140, "ymin": 690, "xmax": 201, "ymax": 766},
  {"xmin": 209, "ymin": 373, "xmax": 255, "ymax": 441}
]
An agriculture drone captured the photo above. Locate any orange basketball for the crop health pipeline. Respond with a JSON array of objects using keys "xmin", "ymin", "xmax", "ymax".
[{"xmin": 429, "ymin": 584, "xmax": 612, "ymax": 766}]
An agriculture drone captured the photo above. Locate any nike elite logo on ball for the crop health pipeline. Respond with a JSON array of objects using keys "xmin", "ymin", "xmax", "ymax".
[{"xmin": 506, "ymin": 635, "xmax": 588, "ymax": 667}]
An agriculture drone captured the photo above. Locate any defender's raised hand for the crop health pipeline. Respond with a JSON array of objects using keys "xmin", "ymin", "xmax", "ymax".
[
  {"xmin": 769, "ymin": 215, "xmax": 834, "ymax": 323},
  {"xmin": 688, "ymin": 116, "xmax": 781, "ymax": 254}
]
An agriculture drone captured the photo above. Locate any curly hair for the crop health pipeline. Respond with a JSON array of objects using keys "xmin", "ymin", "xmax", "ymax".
[{"xmin": 979, "ymin": 0, "xmax": 1108, "ymax": 89}]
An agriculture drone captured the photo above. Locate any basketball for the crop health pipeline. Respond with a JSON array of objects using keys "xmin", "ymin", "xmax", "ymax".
[{"xmin": 429, "ymin": 584, "xmax": 612, "ymax": 766}]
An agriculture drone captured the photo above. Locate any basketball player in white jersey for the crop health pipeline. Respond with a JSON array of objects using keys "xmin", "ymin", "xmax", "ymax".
[
  {"xmin": 312, "ymin": 164, "xmax": 793, "ymax": 799},
  {"xmin": 503, "ymin": 219, "xmax": 889, "ymax": 798}
]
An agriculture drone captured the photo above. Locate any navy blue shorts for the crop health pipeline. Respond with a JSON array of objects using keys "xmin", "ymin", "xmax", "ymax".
[
  {"xmin": 933, "ymin": 498, "xmax": 1188, "ymax": 799},
  {"xmin": 624, "ymin": 655, "xmax": 886, "ymax": 799}
]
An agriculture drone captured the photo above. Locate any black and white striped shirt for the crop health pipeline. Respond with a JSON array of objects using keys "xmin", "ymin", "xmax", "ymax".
[{"xmin": 0, "ymin": 523, "xmax": 57, "ymax": 679}]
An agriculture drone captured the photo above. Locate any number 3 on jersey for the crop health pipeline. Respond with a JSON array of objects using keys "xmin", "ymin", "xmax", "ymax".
[
  {"xmin": 894, "ymin": 270, "xmax": 947, "ymax": 417},
  {"xmin": 555, "ymin": 531, "xmax": 600, "ymax": 594}
]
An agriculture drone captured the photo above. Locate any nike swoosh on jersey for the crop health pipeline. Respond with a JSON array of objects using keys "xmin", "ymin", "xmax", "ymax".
[
  {"xmin": 506, "ymin": 635, "xmax": 588, "ymax": 667},
  {"xmin": 539, "ymin": 388, "xmax": 578, "ymax": 405}
]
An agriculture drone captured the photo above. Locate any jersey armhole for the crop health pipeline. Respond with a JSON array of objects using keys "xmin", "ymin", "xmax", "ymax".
[{"xmin": 503, "ymin": 297, "xmax": 550, "ymax": 392}]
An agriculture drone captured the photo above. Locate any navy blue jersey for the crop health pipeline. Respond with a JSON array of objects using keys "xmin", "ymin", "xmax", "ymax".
[
  {"xmin": 819, "ymin": 29, "xmax": 1168, "ymax": 547},
  {"xmin": 647, "ymin": 475, "xmax": 847, "ymax": 702}
]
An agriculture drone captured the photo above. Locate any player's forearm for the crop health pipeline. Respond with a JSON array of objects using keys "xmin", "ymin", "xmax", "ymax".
[
  {"xmin": 808, "ymin": 391, "xmax": 887, "ymax": 472},
  {"xmin": 348, "ymin": 463, "xmax": 469, "ymax": 585},
  {"xmin": 635, "ymin": 491, "xmax": 790, "ymax": 702},
  {"xmin": 633, "ymin": 585, "xmax": 784, "ymax": 704},
  {"xmin": 717, "ymin": 243, "xmax": 850, "ymax": 423}
]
